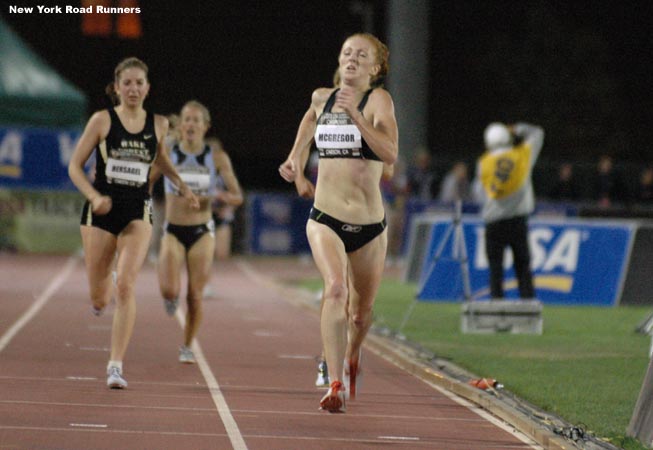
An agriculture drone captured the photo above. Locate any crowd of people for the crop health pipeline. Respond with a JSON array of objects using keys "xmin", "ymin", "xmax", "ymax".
[{"xmin": 385, "ymin": 150, "xmax": 653, "ymax": 209}]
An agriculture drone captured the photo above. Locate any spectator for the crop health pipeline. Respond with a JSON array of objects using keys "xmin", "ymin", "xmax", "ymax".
[
  {"xmin": 438, "ymin": 161, "xmax": 471, "ymax": 203},
  {"xmin": 593, "ymin": 154, "xmax": 627, "ymax": 207},
  {"xmin": 636, "ymin": 166, "xmax": 653, "ymax": 204},
  {"xmin": 547, "ymin": 162, "xmax": 580, "ymax": 201},
  {"xmin": 406, "ymin": 146, "xmax": 437, "ymax": 200}
]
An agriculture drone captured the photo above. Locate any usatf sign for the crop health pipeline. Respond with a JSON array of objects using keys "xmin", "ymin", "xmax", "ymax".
[
  {"xmin": 0, "ymin": 127, "xmax": 81, "ymax": 190},
  {"xmin": 417, "ymin": 216, "xmax": 635, "ymax": 306}
]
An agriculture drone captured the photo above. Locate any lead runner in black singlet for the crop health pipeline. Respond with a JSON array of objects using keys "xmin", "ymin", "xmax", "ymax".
[
  {"xmin": 68, "ymin": 57, "xmax": 198, "ymax": 390},
  {"xmin": 279, "ymin": 33, "xmax": 399, "ymax": 413}
]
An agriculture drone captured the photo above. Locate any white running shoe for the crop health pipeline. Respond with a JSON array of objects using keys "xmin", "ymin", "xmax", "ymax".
[
  {"xmin": 107, "ymin": 366, "xmax": 127, "ymax": 389},
  {"xmin": 179, "ymin": 345, "xmax": 196, "ymax": 364},
  {"xmin": 315, "ymin": 360, "xmax": 330, "ymax": 387},
  {"xmin": 203, "ymin": 285, "xmax": 217, "ymax": 298}
]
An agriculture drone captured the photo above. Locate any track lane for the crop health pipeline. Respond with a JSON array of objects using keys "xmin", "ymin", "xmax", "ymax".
[{"xmin": 0, "ymin": 254, "xmax": 541, "ymax": 449}]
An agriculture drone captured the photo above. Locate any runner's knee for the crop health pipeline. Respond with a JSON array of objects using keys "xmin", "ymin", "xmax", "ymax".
[
  {"xmin": 324, "ymin": 278, "xmax": 348, "ymax": 304},
  {"xmin": 350, "ymin": 308, "xmax": 371, "ymax": 329},
  {"xmin": 114, "ymin": 276, "xmax": 135, "ymax": 302}
]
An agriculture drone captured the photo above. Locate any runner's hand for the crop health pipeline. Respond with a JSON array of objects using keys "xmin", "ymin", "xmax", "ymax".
[
  {"xmin": 279, "ymin": 159, "xmax": 297, "ymax": 182},
  {"xmin": 295, "ymin": 176, "xmax": 315, "ymax": 199},
  {"xmin": 180, "ymin": 184, "xmax": 200, "ymax": 209},
  {"xmin": 91, "ymin": 195, "xmax": 112, "ymax": 215}
]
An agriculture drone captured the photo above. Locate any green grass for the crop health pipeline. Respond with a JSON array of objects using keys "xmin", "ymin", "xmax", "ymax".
[{"xmin": 298, "ymin": 278, "xmax": 651, "ymax": 450}]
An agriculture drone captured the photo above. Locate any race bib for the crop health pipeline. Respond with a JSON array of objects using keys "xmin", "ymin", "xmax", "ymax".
[
  {"xmin": 179, "ymin": 171, "xmax": 211, "ymax": 195},
  {"xmin": 315, "ymin": 124, "xmax": 362, "ymax": 149},
  {"xmin": 105, "ymin": 158, "xmax": 149, "ymax": 185}
]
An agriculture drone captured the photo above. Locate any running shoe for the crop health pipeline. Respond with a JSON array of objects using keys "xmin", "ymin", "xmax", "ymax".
[
  {"xmin": 107, "ymin": 366, "xmax": 128, "ymax": 389},
  {"xmin": 343, "ymin": 350, "xmax": 362, "ymax": 400},
  {"xmin": 203, "ymin": 285, "xmax": 217, "ymax": 298},
  {"xmin": 179, "ymin": 345, "xmax": 196, "ymax": 364},
  {"xmin": 319, "ymin": 380, "xmax": 346, "ymax": 413},
  {"xmin": 163, "ymin": 298, "xmax": 179, "ymax": 316},
  {"xmin": 315, "ymin": 359, "xmax": 330, "ymax": 387}
]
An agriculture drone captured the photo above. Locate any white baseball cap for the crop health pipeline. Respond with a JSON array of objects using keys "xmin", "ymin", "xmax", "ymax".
[{"xmin": 484, "ymin": 122, "xmax": 511, "ymax": 149}]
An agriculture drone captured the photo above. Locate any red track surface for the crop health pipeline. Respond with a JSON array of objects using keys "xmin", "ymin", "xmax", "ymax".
[{"xmin": 0, "ymin": 254, "xmax": 541, "ymax": 449}]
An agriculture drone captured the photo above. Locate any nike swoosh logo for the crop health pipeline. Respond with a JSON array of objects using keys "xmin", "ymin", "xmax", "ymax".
[{"xmin": 143, "ymin": 134, "xmax": 153, "ymax": 139}]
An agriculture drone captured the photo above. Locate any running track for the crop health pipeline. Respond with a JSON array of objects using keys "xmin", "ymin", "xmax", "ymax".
[{"xmin": 0, "ymin": 253, "xmax": 542, "ymax": 449}]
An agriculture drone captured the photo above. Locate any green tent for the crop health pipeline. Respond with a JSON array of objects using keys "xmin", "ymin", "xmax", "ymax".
[{"xmin": 0, "ymin": 18, "xmax": 87, "ymax": 128}]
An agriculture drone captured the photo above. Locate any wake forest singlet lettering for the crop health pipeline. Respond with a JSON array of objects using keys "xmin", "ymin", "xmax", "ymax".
[
  {"xmin": 314, "ymin": 88, "xmax": 381, "ymax": 161},
  {"xmin": 164, "ymin": 144, "xmax": 217, "ymax": 197},
  {"xmin": 93, "ymin": 108, "xmax": 158, "ymax": 200}
]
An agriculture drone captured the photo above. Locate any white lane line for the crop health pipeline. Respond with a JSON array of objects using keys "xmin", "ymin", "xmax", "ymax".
[
  {"xmin": 372, "ymin": 349, "xmax": 543, "ymax": 450},
  {"xmin": 0, "ymin": 425, "xmax": 228, "ymax": 437},
  {"xmin": 0, "ymin": 256, "xmax": 77, "ymax": 353},
  {"xmin": 378, "ymin": 435, "xmax": 420, "ymax": 441},
  {"xmin": 428, "ymin": 381, "xmax": 542, "ymax": 449},
  {"xmin": 174, "ymin": 309, "xmax": 247, "ymax": 450},
  {"xmin": 238, "ymin": 260, "xmax": 540, "ymax": 449},
  {"xmin": 1, "ymin": 399, "xmax": 215, "ymax": 413},
  {"xmin": 278, "ymin": 354, "xmax": 314, "ymax": 360},
  {"xmin": 65, "ymin": 377, "xmax": 98, "ymax": 381},
  {"xmin": 70, "ymin": 423, "xmax": 107, "ymax": 428},
  {"xmin": 79, "ymin": 346, "xmax": 110, "ymax": 352}
]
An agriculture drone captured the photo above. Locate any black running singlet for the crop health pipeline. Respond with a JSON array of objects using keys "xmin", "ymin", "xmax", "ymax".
[
  {"xmin": 92, "ymin": 108, "xmax": 158, "ymax": 201},
  {"xmin": 314, "ymin": 88, "xmax": 381, "ymax": 161}
]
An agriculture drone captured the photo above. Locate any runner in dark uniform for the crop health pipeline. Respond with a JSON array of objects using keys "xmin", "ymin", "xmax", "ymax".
[{"xmin": 68, "ymin": 57, "xmax": 198, "ymax": 389}]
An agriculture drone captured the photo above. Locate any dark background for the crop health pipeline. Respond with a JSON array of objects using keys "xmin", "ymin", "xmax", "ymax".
[{"xmin": 2, "ymin": 0, "xmax": 651, "ymax": 190}]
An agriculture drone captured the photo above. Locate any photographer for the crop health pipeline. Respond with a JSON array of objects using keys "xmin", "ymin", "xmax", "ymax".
[{"xmin": 475, "ymin": 122, "xmax": 544, "ymax": 300}]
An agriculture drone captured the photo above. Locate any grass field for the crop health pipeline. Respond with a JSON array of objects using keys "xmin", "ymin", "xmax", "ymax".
[{"xmin": 298, "ymin": 278, "xmax": 651, "ymax": 450}]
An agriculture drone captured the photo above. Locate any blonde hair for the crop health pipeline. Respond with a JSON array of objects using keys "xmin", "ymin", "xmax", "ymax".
[
  {"xmin": 181, "ymin": 100, "xmax": 211, "ymax": 127},
  {"xmin": 333, "ymin": 33, "xmax": 389, "ymax": 88},
  {"xmin": 166, "ymin": 113, "xmax": 180, "ymax": 142}
]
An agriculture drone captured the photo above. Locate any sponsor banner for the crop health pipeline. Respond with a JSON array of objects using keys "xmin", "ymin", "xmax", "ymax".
[
  {"xmin": 0, "ymin": 127, "xmax": 82, "ymax": 190},
  {"xmin": 400, "ymin": 198, "xmax": 577, "ymax": 255},
  {"xmin": 417, "ymin": 216, "xmax": 635, "ymax": 306},
  {"xmin": 247, "ymin": 193, "xmax": 312, "ymax": 254},
  {"xmin": 0, "ymin": 190, "xmax": 84, "ymax": 253}
]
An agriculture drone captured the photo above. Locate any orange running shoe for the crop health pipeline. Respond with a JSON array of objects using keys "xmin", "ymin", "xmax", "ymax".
[{"xmin": 319, "ymin": 380, "xmax": 346, "ymax": 413}]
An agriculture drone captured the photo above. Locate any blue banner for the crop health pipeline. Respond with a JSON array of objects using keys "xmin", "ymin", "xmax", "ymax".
[
  {"xmin": 401, "ymin": 198, "xmax": 578, "ymax": 255},
  {"xmin": 0, "ymin": 127, "xmax": 81, "ymax": 190},
  {"xmin": 247, "ymin": 192, "xmax": 312, "ymax": 254},
  {"xmin": 417, "ymin": 216, "xmax": 635, "ymax": 306}
]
